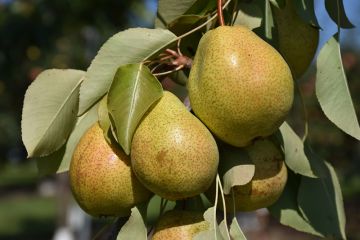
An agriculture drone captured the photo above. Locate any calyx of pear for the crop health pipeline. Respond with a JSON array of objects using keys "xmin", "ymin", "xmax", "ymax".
[
  {"xmin": 152, "ymin": 210, "xmax": 209, "ymax": 240},
  {"xmin": 272, "ymin": 0, "xmax": 319, "ymax": 78},
  {"xmin": 208, "ymin": 138, "xmax": 287, "ymax": 212},
  {"xmin": 188, "ymin": 25, "xmax": 294, "ymax": 147},
  {"xmin": 131, "ymin": 91, "xmax": 219, "ymax": 201},
  {"xmin": 69, "ymin": 122, "xmax": 152, "ymax": 217}
]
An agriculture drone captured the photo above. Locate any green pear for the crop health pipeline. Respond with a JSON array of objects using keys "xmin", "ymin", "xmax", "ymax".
[
  {"xmin": 188, "ymin": 26, "xmax": 294, "ymax": 147},
  {"xmin": 272, "ymin": 0, "xmax": 319, "ymax": 78},
  {"xmin": 152, "ymin": 210, "xmax": 209, "ymax": 240},
  {"xmin": 131, "ymin": 91, "xmax": 219, "ymax": 200},
  {"xmin": 69, "ymin": 122, "xmax": 152, "ymax": 217},
  {"xmin": 207, "ymin": 138, "xmax": 287, "ymax": 212}
]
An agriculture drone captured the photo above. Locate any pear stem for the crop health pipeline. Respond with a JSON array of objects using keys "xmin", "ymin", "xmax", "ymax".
[{"xmin": 217, "ymin": 0, "xmax": 225, "ymax": 26}]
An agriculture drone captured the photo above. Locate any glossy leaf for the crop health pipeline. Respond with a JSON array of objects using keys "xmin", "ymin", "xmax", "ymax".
[
  {"xmin": 316, "ymin": 35, "xmax": 360, "ymax": 141},
  {"xmin": 22, "ymin": 69, "xmax": 84, "ymax": 157},
  {"xmin": 293, "ymin": 0, "xmax": 320, "ymax": 27},
  {"xmin": 298, "ymin": 161, "xmax": 346, "ymax": 239},
  {"xmin": 35, "ymin": 103, "xmax": 98, "ymax": 175},
  {"xmin": 268, "ymin": 170, "xmax": 323, "ymax": 237},
  {"xmin": 279, "ymin": 122, "xmax": 318, "ymax": 178},
  {"xmin": 117, "ymin": 207, "xmax": 147, "ymax": 240},
  {"xmin": 325, "ymin": 0, "xmax": 354, "ymax": 29},
  {"xmin": 229, "ymin": 218, "xmax": 247, "ymax": 240},
  {"xmin": 107, "ymin": 63, "xmax": 163, "ymax": 155},
  {"xmin": 193, "ymin": 207, "xmax": 224, "ymax": 240},
  {"xmin": 218, "ymin": 144, "xmax": 255, "ymax": 194},
  {"xmin": 234, "ymin": 2, "xmax": 262, "ymax": 30},
  {"xmin": 79, "ymin": 28, "xmax": 176, "ymax": 114}
]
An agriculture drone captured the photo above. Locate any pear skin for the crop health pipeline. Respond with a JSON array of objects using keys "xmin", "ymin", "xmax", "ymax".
[
  {"xmin": 152, "ymin": 210, "xmax": 209, "ymax": 240},
  {"xmin": 207, "ymin": 138, "xmax": 287, "ymax": 212},
  {"xmin": 131, "ymin": 91, "xmax": 219, "ymax": 200},
  {"xmin": 188, "ymin": 26, "xmax": 294, "ymax": 147},
  {"xmin": 272, "ymin": 0, "xmax": 319, "ymax": 78},
  {"xmin": 69, "ymin": 122, "xmax": 152, "ymax": 217}
]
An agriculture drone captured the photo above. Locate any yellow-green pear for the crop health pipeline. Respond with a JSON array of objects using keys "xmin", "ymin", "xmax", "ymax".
[
  {"xmin": 272, "ymin": 0, "xmax": 319, "ymax": 78},
  {"xmin": 188, "ymin": 26, "xmax": 294, "ymax": 147},
  {"xmin": 131, "ymin": 91, "xmax": 219, "ymax": 200},
  {"xmin": 69, "ymin": 122, "xmax": 152, "ymax": 217},
  {"xmin": 152, "ymin": 210, "xmax": 209, "ymax": 240},
  {"xmin": 208, "ymin": 138, "xmax": 287, "ymax": 212}
]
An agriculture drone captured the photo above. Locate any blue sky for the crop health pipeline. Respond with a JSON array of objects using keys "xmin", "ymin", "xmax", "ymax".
[{"xmin": 315, "ymin": 0, "xmax": 359, "ymax": 49}]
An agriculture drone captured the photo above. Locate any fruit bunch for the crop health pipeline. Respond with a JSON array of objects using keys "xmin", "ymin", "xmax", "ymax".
[
  {"xmin": 68, "ymin": 24, "xmax": 293, "ymax": 236},
  {"xmin": 21, "ymin": 0, "xmax": 350, "ymax": 238}
]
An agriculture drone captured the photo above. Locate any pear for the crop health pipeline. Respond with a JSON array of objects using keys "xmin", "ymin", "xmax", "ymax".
[
  {"xmin": 152, "ymin": 210, "xmax": 209, "ymax": 240},
  {"xmin": 272, "ymin": 0, "xmax": 319, "ymax": 78},
  {"xmin": 69, "ymin": 122, "xmax": 152, "ymax": 217},
  {"xmin": 188, "ymin": 26, "xmax": 293, "ymax": 147},
  {"xmin": 131, "ymin": 91, "xmax": 219, "ymax": 200},
  {"xmin": 207, "ymin": 138, "xmax": 287, "ymax": 212}
]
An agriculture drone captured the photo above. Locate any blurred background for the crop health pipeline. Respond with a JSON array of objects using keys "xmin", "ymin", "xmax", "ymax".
[{"xmin": 0, "ymin": 0, "xmax": 359, "ymax": 239}]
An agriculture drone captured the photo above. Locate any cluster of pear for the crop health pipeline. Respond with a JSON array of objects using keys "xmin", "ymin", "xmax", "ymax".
[
  {"xmin": 69, "ymin": 23, "xmax": 296, "ymax": 236},
  {"xmin": 70, "ymin": 90, "xmax": 219, "ymax": 217}
]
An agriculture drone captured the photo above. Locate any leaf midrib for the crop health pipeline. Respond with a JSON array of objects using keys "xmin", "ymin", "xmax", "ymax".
[
  {"xmin": 125, "ymin": 64, "xmax": 143, "ymax": 140},
  {"xmin": 31, "ymin": 77, "xmax": 83, "ymax": 156}
]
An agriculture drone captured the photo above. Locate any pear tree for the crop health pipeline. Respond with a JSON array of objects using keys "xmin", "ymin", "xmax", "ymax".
[{"xmin": 21, "ymin": 0, "xmax": 356, "ymax": 239}]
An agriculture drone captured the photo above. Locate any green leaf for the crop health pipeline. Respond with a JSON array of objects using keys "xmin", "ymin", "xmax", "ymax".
[
  {"xmin": 21, "ymin": 69, "xmax": 84, "ymax": 157},
  {"xmin": 116, "ymin": 207, "xmax": 147, "ymax": 240},
  {"xmin": 219, "ymin": 220, "xmax": 230, "ymax": 240},
  {"xmin": 34, "ymin": 146, "xmax": 66, "ymax": 176},
  {"xmin": 79, "ymin": 28, "xmax": 176, "ymax": 114},
  {"xmin": 279, "ymin": 122, "xmax": 318, "ymax": 178},
  {"xmin": 253, "ymin": 0, "xmax": 278, "ymax": 47},
  {"xmin": 268, "ymin": 170, "xmax": 323, "ymax": 237},
  {"xmin": 108, "ymin": 63, "xmax": 163, "ymax": 155},
  {"xmin": 264, "ymin": 0, "xmax": 277, "ymax": 46},
  {"xmin": 35, "ymin": 103, "xmax": 98, "ymax": 175},
  {"xmin": 218, "ymin": 144, "xmax": 255, "ymax": 195},
  {"xmin": 156, "ymin": 0, "xmax": 215, "ymax": 28},
  {"xmin": 293, "ymin": 0, "xmax": 320, "ymax": 27},
  {"xmin": 193, "ymin": 207, "xmax": 224, "ymax": 240},
  {"xmin": 229, "ymin": 218, "xmax": 247, "ymax": 240},
  {"xmin": 234, "ymin": 2, "xmax": 262, "ymax": 30},
  {"xmin": 156, "ymin": 0, "xmax": 198, "ymax": 27},
  {"xmin": 298, "ymin": 161, "xmax": 346, "ymax": 239},
  {"xmin": 168, "ymin": 15, "xmax": 206, "ymax": 35},
  {"xmin": 316, "ymin": 35, "xmax": 360, "ymax": 141},
  {"xmin": 185, "ymin": 0, "xmax": 216, "ymax": 15},
  {"xmin": 325, "ymin": 0, "xmax": 354, "ymax": 29}
]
